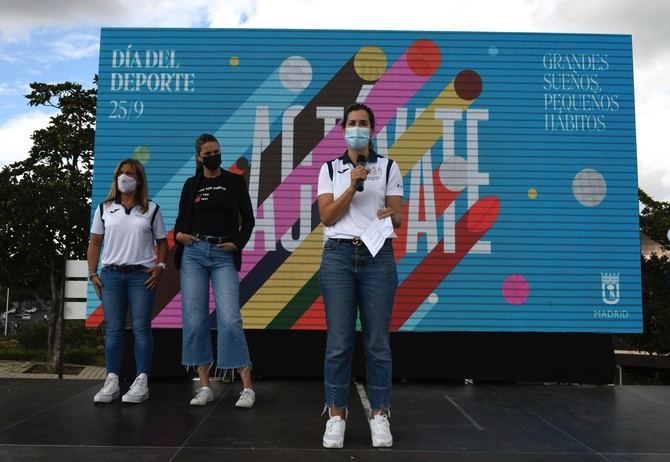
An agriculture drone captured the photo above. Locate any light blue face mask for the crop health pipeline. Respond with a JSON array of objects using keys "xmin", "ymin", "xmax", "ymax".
[{"xmin": 345, "ymin": 126, "xmax": 370, "ymax": 149}]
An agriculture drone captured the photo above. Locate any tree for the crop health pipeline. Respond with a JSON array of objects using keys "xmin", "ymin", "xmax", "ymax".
[
  {"xmin": 617, "ymin": 190, "xmax": 670, "ymax": 354},
  {"xmin": 639, "ymin": 188, "xmax": 670, "ymax": 250},
  {"xmin": 0, "ymin": 80, "xmax": 96, "ymax": 371},
  {"xmin": 636, "ymin": 254, "xmax": 670, "ymax": 354}
]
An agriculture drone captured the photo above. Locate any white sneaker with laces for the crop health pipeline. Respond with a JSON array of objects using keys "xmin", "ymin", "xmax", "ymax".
[
  {"xmin": 235, "ymin": 388, "xmax": 255, "ymax": 408},
  {"xmin": 122, "ymin": 373, "xmax": 149, "ymax": 403},
  {"xmin": 94, "ymin": 373, "xmax": 120, "ymax": 403},
  {"xmin": 190, "ymin": 386, "xmax": 214, "ymax": 406},
  {"xmin": 369, "ymin": 414, "xmax": 393, "ymax": 447},
  {"xmin": 322, "ymin": 415, "xmax": 346, "ymax": 449}
]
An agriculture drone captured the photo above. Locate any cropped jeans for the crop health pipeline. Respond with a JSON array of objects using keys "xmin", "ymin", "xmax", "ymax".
[
  {"xmin": 180, "ymin": 240, "xmax": 251, "ymax": 371},
  {"xmin": 320, "ymin": 238, "xmax": 398, "ymax": 412},
  {"xmin": 100, "ymin": 266, "xmax": 155, "ymax": 376}
]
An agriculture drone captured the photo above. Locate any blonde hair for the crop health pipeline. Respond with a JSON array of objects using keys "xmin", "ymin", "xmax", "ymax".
[{"xmin": 104, "ymin": 158, "xmax": 149, "ymax": 213}]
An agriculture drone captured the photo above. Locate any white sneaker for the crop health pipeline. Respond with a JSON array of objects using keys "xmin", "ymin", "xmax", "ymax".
[
  {"xmin": 190, "ymin": 386, "xmax": 214, "ymax": 406},
  {"xmin": 235, "ymin": 388, "xmax": 255, "ymax": 408},
  {"xmin": 369, "ymin": 414, "xmax": 393, "ymax": 447},
  {"xmin": 122, "ymin": 373, "xmax": 149, "ymax": 403},
  {"xmin": 322, "ymin": 416, "xmax": 346, "ymax": 448},
  {"xmin": 94, "ymin": 373, "xmax": 120, "ymax": 403}
]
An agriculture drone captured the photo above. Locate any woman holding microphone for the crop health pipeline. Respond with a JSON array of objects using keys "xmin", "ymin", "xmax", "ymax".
[{"xmin": 317, "ymin": 103, "xmax": 403, "ymax": 448}]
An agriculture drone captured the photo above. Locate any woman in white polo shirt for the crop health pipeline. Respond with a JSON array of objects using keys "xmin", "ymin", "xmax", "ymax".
[
  {"xmin": 87, "ymin": 158, "xmax": 168, "ymax": 404},
  {"xmin": 317, "ymin": 103, "xmax": 403, "ymax": 449}
]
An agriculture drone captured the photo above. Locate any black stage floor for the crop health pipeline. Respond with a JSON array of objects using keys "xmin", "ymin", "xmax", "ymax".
[{"xmin": 0, "ymin": 378, "xmax": 669, "ymax": 461}]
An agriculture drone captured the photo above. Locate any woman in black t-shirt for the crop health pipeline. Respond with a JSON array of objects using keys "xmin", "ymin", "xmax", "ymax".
[{"xmin": 174, "ymin": 133, "xmax": 256, "ymax": 407}]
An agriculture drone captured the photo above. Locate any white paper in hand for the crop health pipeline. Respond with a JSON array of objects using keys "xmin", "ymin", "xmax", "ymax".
[{"xmin": 361, "ymin": 217, "xmax": 394, "ymax": 257}]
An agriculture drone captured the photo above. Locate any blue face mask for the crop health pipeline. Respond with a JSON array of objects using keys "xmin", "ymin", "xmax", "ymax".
[{"xmin": 345, "ymin": 127, "xmax": 370, "ymax": 149}]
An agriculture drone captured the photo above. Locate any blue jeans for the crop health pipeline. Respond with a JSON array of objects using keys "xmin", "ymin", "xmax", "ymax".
[
  {"xmin": 100, "ymin": 267, "xmax": 155, "ymax": 376},
  {"xmin": 180, "ymin": 240, "xmax": 251, "ymax": 370},
  {"xmin": 320, "ymin": 238, "xmax": 398, "ymax": 412}
]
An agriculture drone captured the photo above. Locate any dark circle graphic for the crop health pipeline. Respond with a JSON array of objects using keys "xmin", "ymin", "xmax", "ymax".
[
  {"xmin": 454, "ymin": 70, "xmax": 483, "ymax": 100},
  {"xmin": 235, "ymin": 156, "xmax": 250, "ymax": 170}
]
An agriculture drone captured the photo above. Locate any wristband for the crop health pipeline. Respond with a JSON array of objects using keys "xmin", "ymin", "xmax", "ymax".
[{"xmin": 89, "ymin": 273, "xmax": 99, "ymax": 281}]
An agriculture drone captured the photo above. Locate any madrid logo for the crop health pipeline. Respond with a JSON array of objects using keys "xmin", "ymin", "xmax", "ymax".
[{"xmin": 601, "ymin": 273, "xmax": 620, "ymax": 305}]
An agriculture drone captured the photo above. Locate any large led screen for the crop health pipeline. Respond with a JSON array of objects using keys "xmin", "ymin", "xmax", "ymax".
[{"xmin": 87, "ymin": 28, "xmax": 641, "ymax": 333}]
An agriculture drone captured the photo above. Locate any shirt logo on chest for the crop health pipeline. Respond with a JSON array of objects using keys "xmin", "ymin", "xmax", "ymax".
[
  {"xmin": 367, "ymin": 165, "xmax": 382, "ymax": 181},
  {"xmin": 195, "ymin": 185, "xmax": 227, "ymax": 203}
]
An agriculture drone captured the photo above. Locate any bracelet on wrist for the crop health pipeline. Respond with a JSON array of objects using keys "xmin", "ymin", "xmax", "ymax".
[{"xmin": 88, "ymin": 273, "xmax": 99, "ymax": 281}]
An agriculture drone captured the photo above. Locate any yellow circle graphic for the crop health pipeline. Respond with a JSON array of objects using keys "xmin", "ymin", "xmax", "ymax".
[
  {"xmin": 354, "ymin": 46, "xmax": 387, "ymax": 82},
  {"xmin": 230, "ymin": 56, "xmax": 240, "ymax": 66},
  {"xmin": 133, "ymin": 146, "xmax": 150, "ymax": 165},
  {"xmin": 528, "ymin": 188, "xmax": 538, "ymax": 200}
]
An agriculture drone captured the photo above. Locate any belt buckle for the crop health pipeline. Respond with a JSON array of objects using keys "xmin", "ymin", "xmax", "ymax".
[
  {"xmin": 197, "ymin": 234, "xmax": 216, "ymax": 244},
  {"xmin": 352, "ymin": 237, "xmax": 363, "ymax": 247}
]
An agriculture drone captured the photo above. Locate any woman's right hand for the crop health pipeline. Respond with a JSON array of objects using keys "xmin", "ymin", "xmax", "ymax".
[
  {"xmin": 176, "ymin": 232, "xmax": 197, "ymax": 246},
  {"xmin": 91, "ymin": 275, "xmax": 103, "ymax": 299},
  {"xmin": 350, "ymin": 165, "xmax": 369, "ymax": 191}
]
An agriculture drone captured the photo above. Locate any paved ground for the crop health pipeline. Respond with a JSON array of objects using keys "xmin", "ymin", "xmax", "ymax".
[{"xmin": 0, "ymin": 360, "xmax": 106, "ymax": 380}]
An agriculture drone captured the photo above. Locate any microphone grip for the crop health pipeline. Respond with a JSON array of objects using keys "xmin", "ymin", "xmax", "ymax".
[{"xmin": 356, "ymin": 155, "xmax": 366, "ymax": 192}]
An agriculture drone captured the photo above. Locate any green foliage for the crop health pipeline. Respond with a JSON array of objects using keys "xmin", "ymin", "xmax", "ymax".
[
  {"xmin": 620, "ymin": 255, "xmax": 670, "ymax": 354},
  {"xmin": 0, "ymin": 335, "xmax": 46, "ymax": 361},
  {"xmin": 1, "ymin": 322, "xmax": 103, "ymax": 365},
  {"xmin": 622, "ymin": 367, "xmax": 670, "ymax": 385},
  {"xmin": 16, "ymin": 321, "xmax": 99, "ymax": 350},
  {"xmin": 0, "ymin": 346, "xmax": 46, "ymax": 362},
  {"xmin": 64, "ymin": 346, "xmax": 104, "ymax": 366},
  {"xmin": 16, "ymin": 322, "xmax": 49, "ymax": 350},
  {"xmin": 623, "ymin": 189, "xmax": 670, "ymax": 355},
  {"xmin": 63, "ymin": 321, "xmax": 102, "ymax": 348},
  {"xmin": 639, "ymin": 188, "xmax": 670, "ymax": 251},
  {"xmin": 0, "ymin": 80, "xmax": 96, "ymax": 292},
  {"xmin": 0, "ymin": 79, "xmax": 97, "ymax": 372}
]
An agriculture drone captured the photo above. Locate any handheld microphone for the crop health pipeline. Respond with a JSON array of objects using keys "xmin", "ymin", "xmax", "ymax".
[{"xmin": 356, "ymin": 155, "xmax": 366, "ymax": 192}]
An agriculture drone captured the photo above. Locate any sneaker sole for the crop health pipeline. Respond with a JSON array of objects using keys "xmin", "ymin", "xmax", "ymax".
[
  {"xmin": 94, "ymin": 392, "xmax": 120, "ymax": 403},
  {"xmin": 323, "ymin": 439, "xmax": 344, "ymax": 449},
  {"xmin": 122, "ymin": 393, "xmax": 149, "ymax": 403},
  {"xmin": 372, "ymin": 438, "xmax": 393, "ymax": 448},
  {"xmin": 235, "ymin": 401, "xmax": 254, "ymax": 408},
  {"xmin": 190, "ymin": 399, "xmax": 213, "ymax": 406}
]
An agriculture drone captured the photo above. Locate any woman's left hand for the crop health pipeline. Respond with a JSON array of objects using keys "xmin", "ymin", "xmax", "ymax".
[
  {"xmin": 218, "ymin": 242, "xmax": 239, "ymax": 253},
  {"xmin": 144, "ymin": 266, "xmax": 164, "ymax": 290},
  {"xmin": 376, "ymin": 207, "xmax": 395, "ymax": 220}
]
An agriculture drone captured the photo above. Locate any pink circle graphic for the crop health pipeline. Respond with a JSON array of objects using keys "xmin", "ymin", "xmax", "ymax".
[{"xmin": 502, "ymin": 275, "xmax": 530, "ymax": 305}]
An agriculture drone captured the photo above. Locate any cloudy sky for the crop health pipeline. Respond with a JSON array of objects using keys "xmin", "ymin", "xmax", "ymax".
[{"xmin": 1, "ymin": 0, "xmax": 668, "ymax": 200}]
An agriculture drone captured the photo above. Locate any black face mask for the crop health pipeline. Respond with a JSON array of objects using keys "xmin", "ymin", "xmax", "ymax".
[{"xmin": 202, "ymin": 154, "xmax": 222, "ymax": 171}]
